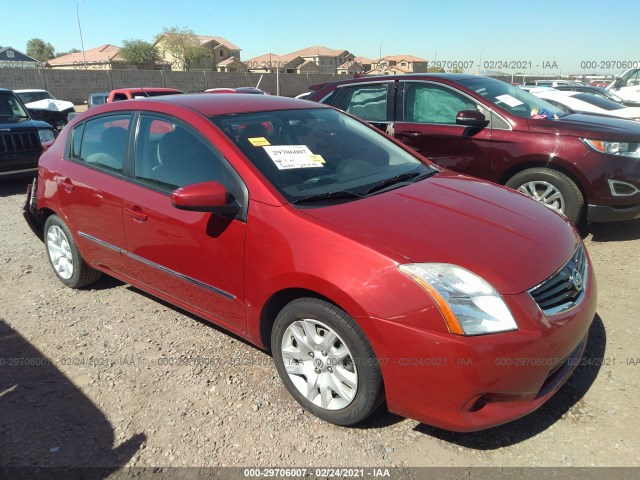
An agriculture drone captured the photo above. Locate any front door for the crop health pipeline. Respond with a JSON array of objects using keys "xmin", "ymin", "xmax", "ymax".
[
  {"xmin": 393, "ymin": 81, "xmax": 490, "ymax": 179},
  {"xmin": 122, "ymin": 114, "xmax": 247, "ymax": 333}
]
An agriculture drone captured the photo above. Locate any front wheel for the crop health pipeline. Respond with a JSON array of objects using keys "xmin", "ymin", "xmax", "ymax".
[
  {"xmin": 505, "ymin": 168, "xmax": 584, "ymax": 223},
  {"xmin": 271, "ymin": 298, "xmax": 384, "ymax": 425},
  {"xmin": 44, "ymin": 215, "xmax": 101, "ymax": 288}
]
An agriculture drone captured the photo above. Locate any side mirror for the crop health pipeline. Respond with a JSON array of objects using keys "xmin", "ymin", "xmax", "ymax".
[
  {"xmin": 456, "ymin": 110, "xmax": 489, "ymax": 128},
  {"xmin": 613, "ymin": 78, "xmax": 622, "ymax": 89},
  {"xmin": 171, "ymin": 181, "xmax": 239, "ymax": 215}
]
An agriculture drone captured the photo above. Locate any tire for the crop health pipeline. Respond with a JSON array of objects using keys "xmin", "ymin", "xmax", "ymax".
[
  {"xmin": 505, "ymin": 168, "xmax": 584, "ymax": 223},
  {"xmin": 44, "ymin": 215, "xmax": 101, "ymax": 289},
  {"xmin": 271, "ymin": 298, "xmax": 384, "ymax": 426}
]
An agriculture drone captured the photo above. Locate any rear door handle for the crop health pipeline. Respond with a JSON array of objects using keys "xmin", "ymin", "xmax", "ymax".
[
  {"xmin": 395, "ymin": 131, "xmax": 421, "ymax": 138},
  {"xmin": 124, "ymin": 204, "xmax": 148, "ymax": 222},
  {"xmin": 60, "ymin": 177, "xmax": 74, "ymax": 192}
]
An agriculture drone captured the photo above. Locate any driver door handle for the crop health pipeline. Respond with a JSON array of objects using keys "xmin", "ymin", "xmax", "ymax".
[
  {"xmin": 395, "ymin": 131, "xmax": 421, "ymax": 138},
  {"xmin": 124, "ymin": 203, "xmax": 148, "ymax": 222}
]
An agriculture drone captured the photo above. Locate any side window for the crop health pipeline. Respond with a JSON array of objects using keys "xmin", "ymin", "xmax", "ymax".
[
  {"xmin": 338, "ymin": 85, "xmax": 389, "ymax": 122},
  {"xmin": 72, "ymin": 115, "xmax": 130, "ymax": 172},
  {"xmin": 404, "ymin": 83, "xmax": 477, "ymax": 124},
  {"xmin": 134, "ymin": 116, "xmax": 227, "ymax": 191}
]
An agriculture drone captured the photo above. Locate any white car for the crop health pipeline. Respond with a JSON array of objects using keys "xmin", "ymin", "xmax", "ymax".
[
  {"xmin": 13, "ymin": 89, "xmax": 75, "ymax": 130},
  {"xmin": 532, "ymin": 89, "xmax": 640, "ymax": 121},
  {"xmin": 608, "ymin": 68, "xmax": 640, "ymax": 103}
]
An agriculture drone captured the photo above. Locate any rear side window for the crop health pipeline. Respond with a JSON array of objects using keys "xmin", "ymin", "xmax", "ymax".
[
  {"xmin": 403, "ymin": 83, "xmax": 477, "ymax": 124},
  {"xmin": 69, "ymin": 115, "xmax": 131, "ymax": 173},
  {"xmin": 337, "ymin": 85, "xmax": 389, "ymax": 122}
]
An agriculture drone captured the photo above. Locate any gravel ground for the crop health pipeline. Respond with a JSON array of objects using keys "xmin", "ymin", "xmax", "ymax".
[{"xmin": 1, "ymin": 178, "xmax": 639, "ymax": 473}]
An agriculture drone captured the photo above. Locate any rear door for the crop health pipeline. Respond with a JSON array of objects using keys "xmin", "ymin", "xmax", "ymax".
[
  {"xmin": 57, "ymin": 114, "xmax": 131, "ymax": 274},
  {"xmin": 121, "ymin": 113, "xmax": 247, "ymax": 333},
  {"xmin": 393, "ymin": 81, "xmax": 491, "ymax": 178}
]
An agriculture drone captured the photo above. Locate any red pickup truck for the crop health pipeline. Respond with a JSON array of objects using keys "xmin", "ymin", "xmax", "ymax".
[{"xmin": 107, "ymin": 88, "xmax": 183, "ymax": 102}]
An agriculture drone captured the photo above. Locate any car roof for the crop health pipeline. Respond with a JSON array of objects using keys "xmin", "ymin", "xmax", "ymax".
[
  {"xmin": 111, "ymin": 87, "xmax": 182, "ymax": 93},
  {"xmin": 310, "ymin": 72, "xmax": 481, "ymax": 90},
  {"xmin": 13, "ymin": 89, "xmax": 47, "ymax": 93},
  {"xmin": 97, "ymin": 93, "xmax": 329, "ymax": 116}
]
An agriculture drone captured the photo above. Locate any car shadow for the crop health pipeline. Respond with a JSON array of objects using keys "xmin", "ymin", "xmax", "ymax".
[
  {"xmin": 590, "ymin": 218, "xmax": 640, "ymax": 242},
  {"xmin": 0, "ymin": 178, "xmax": 31, "ymax": 198},
  {"xmin": 0, "ymin": 319, "xmax": 145, "ymax": 471},
  {"xmin": 578, "ymin": 218, "xmax": 640, "ymax": 242},
  {"xmin": 412, "ymin": 314, "xmax": 606, "ymax": 449}
]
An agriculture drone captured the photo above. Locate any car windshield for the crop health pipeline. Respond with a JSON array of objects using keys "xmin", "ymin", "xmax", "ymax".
[
  {"xmin": 0, "ymin": 91, "xmax": 30, "ymax": 121},
  {"xmin": 16, "ymin": 91, "xmax": 55, "ymax": 103},
  {"xmin": 210, "ymin": 108, "xmax": 436, "ymax": 204},
  {"xmin": 458, "ymin": 77, "xmax": 567, "ymax": 119},
  {"xmin": 572, "ymin": 93, "xmax": 625, "ymax": 111}
]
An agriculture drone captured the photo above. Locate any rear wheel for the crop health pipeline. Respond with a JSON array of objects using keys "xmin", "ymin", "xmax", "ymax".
[
  {"xmin": 44, "ymin": 215, "xmax": 101, "ymax": 288},
  {"xmin": 505, "ymin": 168, "xmax": 583, "ymax": 223},
  {"xmin": 271, "ymin": 298, "xmax": 384, "ymax": 425}
]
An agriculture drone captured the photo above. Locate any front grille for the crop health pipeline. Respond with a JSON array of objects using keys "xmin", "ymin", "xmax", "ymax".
[
  {"xmin": 529, "ymin": 244, "xmax": 588, "ymax": 315},
  {"xmin": 0, "ymin": 132, "xmax": 40, "ymax": 155}
]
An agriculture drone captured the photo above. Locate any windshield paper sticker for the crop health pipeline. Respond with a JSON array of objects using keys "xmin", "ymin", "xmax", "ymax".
[
  {"xmin": 248, "ymin": 137, "xmax": 271, "ymax": 147},
  {"xmin": 496, "ymin": 94, "xmax": 524, "ymax": 107},
  {"xmin": 263, "ymin": 145, "xmax": 324, "ymax": 170}
]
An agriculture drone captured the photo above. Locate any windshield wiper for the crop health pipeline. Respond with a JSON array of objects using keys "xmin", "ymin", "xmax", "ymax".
[
  {"xmin": 291, "ymin": 190, "xmax": 363, "ymax": 205},
  {"xmin": 366, "ymin": 171, "xmax": 435, "ymax": 195}
]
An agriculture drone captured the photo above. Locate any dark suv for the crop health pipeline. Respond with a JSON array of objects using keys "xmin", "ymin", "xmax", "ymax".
[
  {"xmin": 0, "ymin": 88, "xmax": 55, "ymax": 178},
  {"xmin": 308, "ymin": 74, "xmax": 640, "ymax": 223}
]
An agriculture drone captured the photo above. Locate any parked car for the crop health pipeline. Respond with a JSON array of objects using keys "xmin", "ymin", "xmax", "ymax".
[
  {"xmin": 0, "ymin": 88, "xmax": 55, "ymax": 177},
  {"xmin": 308, "ymin": 74, "xmax": 640, "ymax": 223},
  {"xmin": 204, "ymin": 87, "xmax": 269, "ymax": 95},
  {"xmin": 13, "ymin": 89, "xmax": 75, "ymax": 130},
  {"xmin": 552, "ymin": 84, "xmax": 640, "ymax": 108},
  {"xmin": 607, "ymin": 68, "xmax": 640, "ymax": 103},
  {"xmin": 25, "ymin": 94, "xmax": 596, "ymax": 432},
  {"xmin": 107, "ymin": 88, "xmax": 182, "ymax": 102},
  {"xmin": 88, "ymin": 92, "xmax": 109, "ymax": 109},
  {"xmin": 532, "ymin": 89, "xmax": 640, "ymax": 121},
  {"xmin": 523, "ymin": 80, "xmax": 581, "ymax": 88}
]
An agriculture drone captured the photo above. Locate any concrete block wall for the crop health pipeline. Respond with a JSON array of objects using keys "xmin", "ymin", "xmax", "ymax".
[{"xmin": 1, "ymin": 67, "xmax": 338, "ymax": 104}]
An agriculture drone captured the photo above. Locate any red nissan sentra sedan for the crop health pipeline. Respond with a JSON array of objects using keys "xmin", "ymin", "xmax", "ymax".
[{"xmin": 25, "ymin": 94, "xmax": 596, "ymax": 431}]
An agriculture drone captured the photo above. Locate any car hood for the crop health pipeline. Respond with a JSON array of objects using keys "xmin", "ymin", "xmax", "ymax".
[
  {"xmin": 301, "ymin": 172, "xmax": 580, "ymax": 295},
  {"xmin": 24, "ymin": 99, "xmax": 74, "ymax": 112},
  {"xmin": 0, "ymin": 118, "xmax": 52, "ymax": 130},
  {"xmin": 529, "ymin": 112, "xmax": 640, "ymax": 139}
]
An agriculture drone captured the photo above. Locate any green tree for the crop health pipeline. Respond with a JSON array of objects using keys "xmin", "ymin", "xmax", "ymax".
[
  {"xmin": 119, "ymin": 39, "xmax": 160, "ymax": 67},
  {"xmin": 26, "ymin": 38, "xmax": 55, "ymax": 62},
  {"xmin": 155, "ymin": 26, "xmax": 209, "ymax": 70},
  {"xmin": 55, "ymin": 48, "xmax": 81, "ymax": 57}
]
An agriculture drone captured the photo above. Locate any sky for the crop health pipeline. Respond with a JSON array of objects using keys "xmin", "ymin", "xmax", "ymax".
[{"xmin": 2, "ymin": 0, "xmax": 639, "ymax": 75}]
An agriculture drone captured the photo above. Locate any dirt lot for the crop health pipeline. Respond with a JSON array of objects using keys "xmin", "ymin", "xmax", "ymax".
[{"xmin": 1, "ymin": 178, "xmax": 639, "ymax": 474}]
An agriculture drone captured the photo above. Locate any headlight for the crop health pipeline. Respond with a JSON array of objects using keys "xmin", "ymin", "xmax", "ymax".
[
  {"xmin": 398, "ymin": 263, "xmax": 517, "ymax": 336},
  {"xmin": 38, "ymin": 129, "xmax": 55, "ymax": 145},
  {"xmin": 581, "ymin": 138, "xmax": 640, "ymax": 158}
]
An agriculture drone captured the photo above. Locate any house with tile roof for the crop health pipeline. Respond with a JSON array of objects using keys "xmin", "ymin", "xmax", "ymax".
[
  {"xmin": 368, "ymin": 55, "xmax": 429, "ymax": 75},
  {"xmin": 217, "ymin": 57, "xmax": 247, "ymax": 73},
  {"xmin": 245, "ymin": 53, "xmax": 320, "ymax": 74},
  {"xmin": 0, "ymin": 47, "xmax": 39, "ymax": 68},
  {"xmin": 155, "ymin": 34, "xmax": 241, "ymax": 71},
  {"xmin": 46, "ymin": 44, "xmax": 123, "ymax": 70},
  {"xmin": 247, "ymin": 45, "xmax": 353, "ymax": 74}
]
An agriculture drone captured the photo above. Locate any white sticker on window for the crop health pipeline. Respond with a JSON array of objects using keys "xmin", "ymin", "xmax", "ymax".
[
  {"xmin": 263, "ymin": 145, "xmax": 324, "ymax": 170},
  {"xmin": 496, "ymin": 94, "xmax": 524, "ymax": 107}
]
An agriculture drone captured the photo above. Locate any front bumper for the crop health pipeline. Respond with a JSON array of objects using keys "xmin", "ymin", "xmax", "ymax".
[
  {"xmin": 360, "ymin": 266, "xmax": 597, "ymax": 432},
  {"xmin": 587, "ymin": 203, "xmax": 640, "ymax": 223}
]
